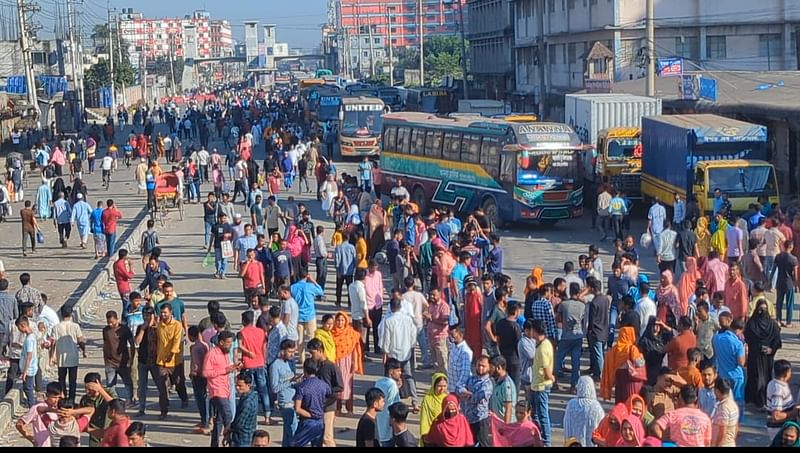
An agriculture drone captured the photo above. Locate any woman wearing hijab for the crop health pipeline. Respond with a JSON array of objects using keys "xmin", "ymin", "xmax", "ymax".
[
  {"xmin": 313, "ymin": 313, "xmax": 337, "ymax": 362},
  {"xmin": 332, "ymin": 311, "xmax": 362, "ymax": 415},
  {"xmin": 771, "ymin": 421, "xmax": 800, "ymax": 447},
  {"xmin": 69, "ymin": 177, "xmax": 87, "ymax": 205},
  {"xmin": 745, "ymin": 299, "xmax": 782, "ymax": 409},
  {"xmin": 591, "ymin": 403, "xmax": 629, "ymax": 447},
  {"xmin": 367, "ymin": 198, "xmax": 387, "ymax": 258},
  {"xmin": 600, "ymin": 326, "xmax": 644, "ymax": 402},
  {"xmin": 710, "ymin": 216, "xmax": 729, "ymax": 257},
  {"xmin": 677, "ymin": 256, "xmax": 702, "ymax": 310},
  {"xmin": 423, "ymin": 394, "xmax": 474, "ymax": 447},
  {"xmin": 490, "ymin": 400, "xmax": 544, "ymax": 447},
  {"xmin": 695, "ymin": 216, "xmax": 712, "ymax": 257},
  {"xmin": 563, "ymin": 376, "xmax": 605, "ymax": 447},
  {"xmin": 52, "ymin": 177, "xmax": 66, "ymax": 201},
  {"xmin": 285, "ymin": 224, "xmax": 307, "ymax": 281},
  {"xmin": 615, "ymin": 415, "xmax": 646, "ymax": 446},
  {"xmin": 655, "ymin": 270, "xmax": 681, "ymax": 327},
  {"xmin": 419, "ymin": 373, "xmax": 448, "ymax": 443},
  {"xmin": 638, "ymin": 317, "xmax": 670, "ymax": 386},
  {"xmin": 625, "ymin": 393, "xmax": 654, "ymax": 427}
]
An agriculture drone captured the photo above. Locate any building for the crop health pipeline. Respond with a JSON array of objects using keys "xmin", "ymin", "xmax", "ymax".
[
  {"xmin": 512, "ymin": 0, "xmax": 800, "ymax": 119},
  {"xmin": 467, "ymin": 0, "xmax": 514, "ymax": 100},
  {"xmin": 118, "ymin": 9, "xmax": 233, "ymax": 67},
  {"xmin": 244, "ymin": 21, "xmax": 259, "ymax": 69},
  {"xmin": 345, "ymin": 26, "xmax": 387, "ymax": 78},
  {"xmin": 263, "ymin": 25, "xmax": 277, "ymax": 70}
]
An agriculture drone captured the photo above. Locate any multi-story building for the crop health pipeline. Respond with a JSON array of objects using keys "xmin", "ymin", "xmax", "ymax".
[
  {"xmin": 119, "ymin": 9, "xmax": 232, "ymax": 67},
  {"xmin": 346, "ymin": 28, "xmax": 387, "ymax": 77},
  {"xmin": 512, "ymin": 0, "xmax": 800, "ymax": 118},
  {"xmin": 467, "ymin": 0, "xmax": 514, "ymax": 100}
]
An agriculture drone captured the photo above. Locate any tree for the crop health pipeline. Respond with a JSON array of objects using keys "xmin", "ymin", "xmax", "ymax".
[
  {"xmin": 391, "ymin": 35, "xmax": 467, "ymax": 86},
  {"xmin": 84, "ymin": 24, "xmax": 136, "ymax": 90}
]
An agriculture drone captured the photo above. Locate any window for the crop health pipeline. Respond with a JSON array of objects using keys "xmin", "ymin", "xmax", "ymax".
[
  {"xmin": 363, "ymin": 51, "xmax": 369, "ymax": 57},
  {"xmin": 759, "ymin": 33, "xmax": 782, "ymax": 58},
  {"xmin": 549, "ymin": 44, "xmax": 556, "ymax": 63},
  {"xmin": 411, "ymin": 128, "xmax": 426, "ymax": 154},
  {"xmin": 674, "ymin": 36, "xmax": 699, "ymax": 60},
  {"xmin": 383, "ymin": 126, "xmax": 397, "ymax": 150},
  {"xmin": 548, "ymin": 0, "xmax": 555, "ymax": 12},
  {"xmin": 500, "ymin": 151, "xmax": 515, "ymax": 183},
  {"xmin": 374, "ymin": 38, "xmax": 380, "ymax": 44},
  {"xmin": 706, "ymin": 35, "xmax": 726, "ymax": 59},
  {"xmin": 461, "ymin": 134, "xmax": 482, "ymax": 164},
  {"xmin": 480, "ymin": 136, "xmax": 501, "ymax": 177},
  {"xmin": 397, "ymin": 127, "xmax": 411, "ymax": 153},
  {"xmin": 443, "ymin": 132, "xmax": 462, "ymax": 160},
  {"xmin": 568, "ymin": 43, "xmax": 576, "ymax": 62},
  {"xmin": 425, "ymin": 130, "xmax": 443, "ymax": 158},
  {"xmin": 568, "ymin": 0, "xmax": 575, "ymax": 9}
]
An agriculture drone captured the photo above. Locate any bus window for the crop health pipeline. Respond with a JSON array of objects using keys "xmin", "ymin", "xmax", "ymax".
[
  {"xmin": 411, "ymin": 128, "xmax": 426, "ymax": 155},
  {"xmin": 481, "ymin": 136, "xmax": 501, "ymax": 178},
  {"xmin": 443, "ymin": 132, "xmax": 462, "ymax": 160},
  {"xmin": 425, "ymin": 130, "xmax": 443, "ymax": 158},
  {"xmin": 397, "ymin": 127, "xmax": 411, "ymax": 154},
  {"xmin": 461, "ymin": 134, "xmax": 481, "ymax": 164},
  {"xmin": 500, "ymin": 151, "xmax": 516, "ymax": 184},
  {"xmin": 384, "ymin": 126, "xmax": 397, "ymax": 151}
]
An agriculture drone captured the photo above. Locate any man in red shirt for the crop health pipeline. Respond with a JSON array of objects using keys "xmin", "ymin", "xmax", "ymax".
[
  {"xmin": 113, "ymin": 249, "xmax": 135, "ymax": 308},
  {"xmin": 239, "ymin": 248, "xmax": 265, "ymax": 295},
  {"xmin": 100, "ymin": 399, "xmax": 131, "ymax": 447},
  {"xmin": 101, "ymin": 199, "xmax": 123, "ymax": 255},
  {"xmin": 724, "ymin": 263, "xmax": 749, "ymax": 323},
  {"xmin": 237, "ymin": 310, "xmax": 271, "ymax": 425}
]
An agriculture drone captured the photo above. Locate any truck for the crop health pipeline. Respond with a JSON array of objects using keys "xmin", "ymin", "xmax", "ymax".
[
  {"xmin": 565, "ymin": 93, "xmax": 662, "ymax": 198},
  {"xmin": 641, "ymin": 114, "xmax": 780, "ymax": 214}
]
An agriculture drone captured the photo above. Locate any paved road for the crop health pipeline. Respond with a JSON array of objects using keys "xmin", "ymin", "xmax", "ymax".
[{"xmin": 0, "ymin": 139, "xmax": 795, "ymax": 446}]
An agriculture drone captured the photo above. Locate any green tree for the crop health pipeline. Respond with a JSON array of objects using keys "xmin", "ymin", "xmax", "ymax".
[
  {"xmin": 392, "ymin": 35, "xmax": 466, "ymax": 86},
  {"xmin": 84, "ymin": 24, "xmax": 136, "ymax": 89}
]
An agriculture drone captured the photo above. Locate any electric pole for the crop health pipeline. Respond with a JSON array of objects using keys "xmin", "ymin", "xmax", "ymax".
[
  {"xmin": 418, "ymin": 0, "xmax": 424, "ymax": 86},
  {"xmin": 356, "ymin": 0, "xmax": 363, "ymax": 78},
  {"xmin": 66, "ymin": 0, "xmax": 85, "ymax": 126},
  {"xmin": 168, "ymin": 36, "xmax": 176, "ymax": 96},
  {"xmin": 386, "ymin": 7, "xmax": 394, "ymax": 86},
  {"xmin": 141, "ymin": 39, "xmax": 147, "ymax": 103},
  {"xmin": 367, "ymin": 21, "xmax": 375, "ymax": 79},
  {"xmin": 536, "ymin": 0, "xmax": 546, "ymax": 118},
  {"xmin": 645, "ymin": 0, "xmax": 655, "ymax": 97},
  {"xmin": 107, "ymin": 1, "xmax": 115, "ymax": 116},
  {"xmin": 16, "ymin": 0, "xmax": 39, "ymax": 122},
  {"xmin": 457, "ymin": 0, "xmax": 467, "ymax": 99},
  {"xmin": 116, "ymin": 14, "xmax": 126, "ymax": 106}
]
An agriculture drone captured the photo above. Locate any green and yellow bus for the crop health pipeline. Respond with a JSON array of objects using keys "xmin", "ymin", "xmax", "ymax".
[
  {"xmin": 379, "ymin": 112, "xmax": 586, "ymax": 226},
  {"xmin": 338, "ymin": 96, "xmax": 386, "ymax": 157}
]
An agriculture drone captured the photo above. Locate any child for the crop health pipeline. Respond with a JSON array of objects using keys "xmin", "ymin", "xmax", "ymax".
[
  {"xmin": 188, "ymin": 326, "xmax": 210, "ymax": 435},
  {"xmin": 389, "ymin": 402, "xmax": 416, "ymax": 447},
  {"xmin": 766, "ymin": 359, "xmax": 799, "ymax": 440},
  {"xmin": 677, "ymin": 348, "xmax": 703, "ymax": 389}
]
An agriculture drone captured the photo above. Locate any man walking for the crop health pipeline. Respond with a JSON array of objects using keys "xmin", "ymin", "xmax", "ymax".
[
  {"xmin": 102, "ymin": 310, "xmax": 135, "ymax": 403},
  {"xmin": 529, "ymin": 319, "xmax": 554, "ymax": 446},
  {"xmin": 292, "ymin": 358, "xmax": 331, "ymax": 447},
  {"xmin": 378, "ymin": 298, "xmax": 419, "ymax": 411},
  {"xmin": 154, "ymin": 303, "xmax": 189, "ymax": 419},
  {"xmin": 203, "ymin": 331, "xmax": 239, "ymax": 447}
]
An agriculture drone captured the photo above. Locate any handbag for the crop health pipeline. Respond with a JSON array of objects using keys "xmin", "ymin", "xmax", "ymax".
[
  {"xmin": 36, "ymin": 230, "xmax": 45, "ymax": 244},
  {"xmin": 626, "ymin": 359, "xmax": 647, "ymax": 382},
  {"xmin": 220, "ymin": 240, "xmax": 234, "ymax": 258}
]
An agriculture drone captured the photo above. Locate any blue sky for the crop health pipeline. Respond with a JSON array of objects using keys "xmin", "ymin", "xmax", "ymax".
[{"xmin": 106, "ymin": 0, "xmax": 328, "ymax": 48}]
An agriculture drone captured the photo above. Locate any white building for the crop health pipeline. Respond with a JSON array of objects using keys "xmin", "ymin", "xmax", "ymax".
[
  {"xmin": 468, "ymin": 0, "xmax": 515, "ymax": 100},
  {"xmin": 348, "ymin": 27, "xmax": 386, "ymax": 78},
  {"xmin": 512, "ymin": 0, "xmax": 800, "ymax": 118}
]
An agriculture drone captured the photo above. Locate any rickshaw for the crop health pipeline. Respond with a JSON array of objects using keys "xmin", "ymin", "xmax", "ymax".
[{"xmin": 152, "ymin": 172, "xmax": 184, "ymax": 226}]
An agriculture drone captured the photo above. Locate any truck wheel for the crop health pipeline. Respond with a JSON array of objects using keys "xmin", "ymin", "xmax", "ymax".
[
  {"xmin": 412, "ymin": 186, "xmax": 427, "ymax": 215},
  {"xmin": 482, "ymin": 197, "xmax": 504, "ymax": 230}
]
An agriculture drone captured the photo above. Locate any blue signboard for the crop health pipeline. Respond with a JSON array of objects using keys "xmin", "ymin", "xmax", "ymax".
[
  {"xmin": 320, "ymin": 96, "xmax": 340, "ymax": 106},
  {"xmin": 699, "ymin": 77, "xmax": 717, "ymax": 102},
  {"xmin": 658, "ymin": 57, "xmax": 683, "ymax": 77}
]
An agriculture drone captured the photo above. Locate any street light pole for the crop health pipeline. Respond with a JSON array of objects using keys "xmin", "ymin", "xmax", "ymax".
[
  {"xmin": 386, "ymin": 6, "xmax": 394, "ymax": 86},
  {"xmin": 457, "ymin": 0, "xmax": 468, "ymax": 99},
  {"xmin": 418, "ymin": 0, "xmax": 425, "ymax": 86}
]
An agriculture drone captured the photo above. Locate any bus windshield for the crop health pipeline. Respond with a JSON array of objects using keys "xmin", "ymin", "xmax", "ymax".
[
  {"xmin": 341, "ymin": 107, "xmax": 384, "ymax": 137},
  {"xmin": 708, "ymin": 166, "xmax": 777, "ymax": 195},
  {"xmin": 607, "ymin": 138, "xmax": 642, "ymax": 160},
  {"xmin": 516, "ymin": 149, "xmax": 581, "ymax": 188},
  {"xmin": 318, "ymin": 96, "xmax": 341, "ymax": 121}
]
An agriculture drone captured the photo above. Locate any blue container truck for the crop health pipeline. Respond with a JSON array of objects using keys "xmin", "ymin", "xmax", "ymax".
[{"xmin": 640, "ymin": 114, "xmax": 779, "ymax": 214}]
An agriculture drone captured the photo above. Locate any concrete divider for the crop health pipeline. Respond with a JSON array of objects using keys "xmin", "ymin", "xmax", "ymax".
[{"xmin": 0, "ymin": 389, "xmax": 20, "ymax": 436}]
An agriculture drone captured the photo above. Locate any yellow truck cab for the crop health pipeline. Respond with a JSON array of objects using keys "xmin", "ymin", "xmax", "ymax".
[
  {"xmin": 692, "ymin": 159, "xmax": 780, "ymax": 214},
  {"xmin": 596, "ymin": 127, "xmax": 642, "ymax": 195}
]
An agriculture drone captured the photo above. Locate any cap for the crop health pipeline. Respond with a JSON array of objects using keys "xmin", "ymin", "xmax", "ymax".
[
  {"xmin": 76, "ymin": 193, "xmax": 83, "ymax": 200},
  {"xmin": 234, "ymin": 213, "xmax": 242, "ymax": 219}
]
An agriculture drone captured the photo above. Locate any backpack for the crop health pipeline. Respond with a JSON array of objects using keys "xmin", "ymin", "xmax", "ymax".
[
  {"xmin": 43, "ymin": 165, "xmax": 55, "ymax": 179},
  {"xmin": 141, "ymin": 231, "xmax": 158, "ymax": 255},
  {"xmin": 36, "ymin": 151, "xmax": 47, "ymax": 167}
]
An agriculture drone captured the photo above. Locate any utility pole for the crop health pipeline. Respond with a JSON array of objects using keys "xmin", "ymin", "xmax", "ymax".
[
  {"xmin": 796, "ymin": 25, "xmax": 800, "ymax": 70},
  {"xmin": 386, "ymin": 7, "xmax": 394, "ymax": 86},
  {"xmin": 457, "ymin": 0, "xmax": 467, "ymax": 99},
  {"xmin": 418, "ymin": 0, "xmax": 425, "ymax": 86},
  {"xmin": 536, "ymin": 0, "xmax": 546, "ymax": 118},
  {"xmin": 356, "ymin": 0, "xmax": 363, "ymax": 78},
  {"xmin": 645, "ymin": 0, "xmax": 655, "ymax": 97},
  {"xmin": 116, "ymin": 14, "xmax": 126, "ymax": 106},
  {"xmin": 66, "ymin": 0, "xmax": 85, "ymax": 126},
  {"xmin": 367, "ymin": 21, "xmax": 375, "ymax": 78},
  {"xmin": 168, "ymin": 36, "xmax": 176, "ymax": 96},
  {"xmin": 107, "ymin": 1, "xmax": 114, "ymax": 116},
  {"xmin": 16, "ymin": 0, "xmax": 39, "ymax": 123},
  {"xmin": 141, "ymin": 39, "xmax": 147, "ymax": 103}
]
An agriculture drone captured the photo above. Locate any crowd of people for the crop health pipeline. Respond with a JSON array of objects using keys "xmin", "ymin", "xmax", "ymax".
[{"xmin": 2, "ymin": 82, "xmax": 800, "ymax": 448}]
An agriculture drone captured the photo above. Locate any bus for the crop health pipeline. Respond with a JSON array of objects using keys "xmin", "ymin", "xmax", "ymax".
[
  {"xmin": 338, "ymin": 96, "xmax": 386, "ymax": 157},
  {"xmin": 379, "ymin": 113, "xmax": 585, "ymax": 226},
  {"xmin": 299, "ymin": 78, "xmax": 325, "ymax": 90},
  {"xmin": 405, "ymin": 87, "xmax": 457, "ymax": 114},
  {"xmin": 311, "ymin": 85, "xmax": 342, "ymax": 128}
]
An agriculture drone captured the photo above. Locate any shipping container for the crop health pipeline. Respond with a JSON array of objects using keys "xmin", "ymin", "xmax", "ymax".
[{"xmin": 564, "ymin": 93, "xmax": 662, "ymax": 147}]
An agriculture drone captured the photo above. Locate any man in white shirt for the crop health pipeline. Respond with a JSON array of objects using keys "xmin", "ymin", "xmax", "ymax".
[
  {"xmin": 349, "ymin": 269, "xmax": 369, "ymax": 337},
  {"xmin": 390, "ymin": 179, "xmax": 410, "ymax": 202},
  {"xmin": 50, "ymin": 305, "xmax": 85, "ymax": 403},
  {"xmin": 101, "ymin": 153, "xmax": 114, "ymax": 186},
  {"xmin": 634, "ymin": 280, "xmax": 657, "ymax": 338},
  {"xmin": 197, "ymin": 148, "xmax": 211, "ymax": 183},
  {"xmin": 378, "ymin": 298, "xmax": 419, "ymax": 410},
  {"xmin": 402, "ymin": 277, "xmax": 429, "ymax": 370}
]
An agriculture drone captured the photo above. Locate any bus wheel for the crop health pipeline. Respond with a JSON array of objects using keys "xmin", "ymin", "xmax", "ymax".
[
  {"xmin": 482, "ymin": 197, "xmax": 503, "ymax": 230},
  {"xmin": 412, "ymin": 187, "xmax": 428, "ymax": 215}
]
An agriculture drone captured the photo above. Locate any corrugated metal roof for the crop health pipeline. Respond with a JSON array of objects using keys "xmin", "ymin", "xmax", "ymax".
[{"xmin": 645, "ymin": 114, "xmax": 768, "ymax": 144}]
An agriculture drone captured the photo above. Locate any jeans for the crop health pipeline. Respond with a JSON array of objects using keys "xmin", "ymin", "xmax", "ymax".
[
  {"xmin": 57, "ymin": 223, "xmax": 72, "ymax": 244},
  {"xmin": 105, "ymin": 365, "xmax": 134, "ymax": 401},
  {"xmin": 597, "ymin": 214, "xmax": 610, "ymax": 239},
  {"xmin": 280, "ymin": 406, "xmax": 298, "ymax": 447},
  {"xmin": 315, "ymin": 257, "xmax": 327, "ymax": 291},
  {"xmin": 366, "ymin": 307, "xmax": 383, "ymax": 354},
  {"xmin": 22, "ymin": 374, "xmax": 35, "ymax": 407},
  {"xmin": 137, "ymin": 363, "xmax": 158, "ymax": 412},
  {"xmin": 22, "ymin": 231, "xmax": 35, "ymax": 253},
  {"xmin": 105, "ymin": 232, "xmax": 117, "ymax": 255},
  {"xmin": 651, "ymin": 231, "xmax": 662, "ymax": 256},
  {"xmin": 530, "ymin": 386, "xmax": 552, "ymax": 446},
  {"xmin": 554, "ymin": 337, "xmax": 582, "ymax": 387},
  {"xmin": 396, "ymin": 359, "xmax": 419, "ymax": 405},
  {"xmin": 210, "ymin": 396, "xmax": 233, "ymax": 447},
  {"xmin": 58, "ymin": 366, "xmax": 78, "ymax": 402},
  {"xmin": 204, "ymin": 221, "xmax": 213, "ymax": 247},
  {"xmin": 776, "ymin": 287, "xmax": 796, "ymax": 325},
  {"xmin": 417, "ymin": 328, "xmax": 432, "ymax": 367},
  {"xmin": 611, "ymin": 214, "xmax": 624, "ymax": 241},
  {"xmin": 243, "ymin": 367, "xmax": 271, "ymax": 418},
  {"xmin": 335, "ymin": 274, "xmax": 353, "ymax": 307},
  {"xmin": 191, "ymin": 375, "xmax": 209, "ymax": 427},
  {"xmin": 154, "ymin": 365, "xmax": 188, "ymax": 415},
  {"xmin": 292, "ymin": 417, "xmax": 323, "ymax": 447},
  {"xmin": 214, "ymin": 248, "xmax": 227, "ymax": 275},
  {"xmin": 765, "ymin": 255, "xmax": 778, "ymax": 290},
  {"xmin": 607, "ymin": 303, "xmax": 619, "ymax": 348},
  {"xmin": 589, "ymin": 339, "xmax": 605, "ymax": 380}
]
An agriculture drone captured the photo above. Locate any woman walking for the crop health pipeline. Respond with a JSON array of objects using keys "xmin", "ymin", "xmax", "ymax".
[
  {"xmin": 744, "ymin": 299, "xmax": 782, "ymax": 410},
  {"xmin": 331, "ymin": 311, "xmax": 362, "ymax": 415}
]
